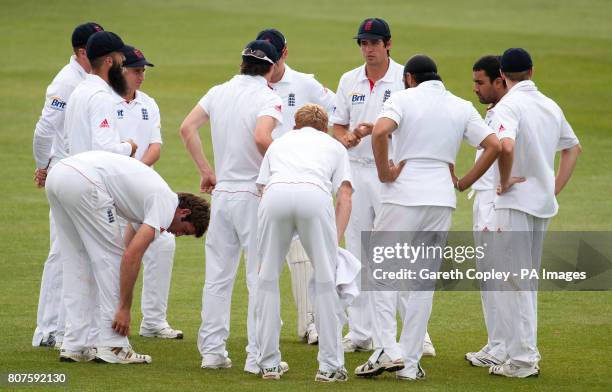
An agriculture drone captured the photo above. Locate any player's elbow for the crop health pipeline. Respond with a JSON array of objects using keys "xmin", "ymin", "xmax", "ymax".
[{"xmin": 500, "ymin": 139, "xmax": 514, "ymax": 156}]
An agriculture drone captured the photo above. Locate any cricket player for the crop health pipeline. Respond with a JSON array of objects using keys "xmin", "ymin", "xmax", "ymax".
[
  {"xmin": 64, "ymin": 31, "xmax": 137, "ymax": 157},
  {"xmin": 464, "ymin": 55, "xmax": 509, "ymax": 367},
  {"xmin": 487, "ymin": 48, "xmax": 581, "ymax": 378},
  {"xmin": 115, "ymin": 46, "xmax": 182, "ymax": 339},
  {"xmin": 355, "ymin": 55, "xmax": 500, "ymax": 380},
  {"xmin": 31, "ymin": 22, "xmax": 104, "ymax": 349},
  {"xmin": 255, "ymin": 27, "xmax": 336, "ymax": 344},
  {"xmin": 179, "ymin": 40, "xmax": 284, "ymax": 373},
  {"xmin": 255, "ymin": 104, "xmax": 353, "ymax": 382},
  {"xmin": 46, "ymin": 151, "xmax": 210, "ymax": 363},
  {"xmin": 331, "ymin": 17, "xmax": 437, "ymax": 355}
]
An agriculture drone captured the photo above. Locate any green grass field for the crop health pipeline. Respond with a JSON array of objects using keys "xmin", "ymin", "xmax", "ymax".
[{"xmin": 1, "ymin": 0, "xmax": 611, "ymax": 390}]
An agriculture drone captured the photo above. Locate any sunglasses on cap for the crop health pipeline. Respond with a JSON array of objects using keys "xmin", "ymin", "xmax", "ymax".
[{"xmin": 241, "ymin": 48, "xmax": 275, "ymax": 64}]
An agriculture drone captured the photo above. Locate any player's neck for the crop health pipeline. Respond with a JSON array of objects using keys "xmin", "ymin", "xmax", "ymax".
[
  {"xmin": 365, "ymin": 58, "xmax": 390, "ymax": 82},
  {"xmin": 123, "ymin": 89, "xmax": 136, "ymax": 102},
  {"xmin": 271, "ymin": 63, "xmax": 286, "ymax": 84}
]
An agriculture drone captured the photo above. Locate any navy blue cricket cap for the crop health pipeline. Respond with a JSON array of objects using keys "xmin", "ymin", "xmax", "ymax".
[
  {"xmin": 71, "ymin": 22, "xmax": 104, "ymax": 48},
  {"xmin": 501, "ymin": 48, "xmax": 533, "ymax": 72},
  {"xmin": 354, "ymin": 18, "xmax": 391, "ymax": 40},
  {"xmin": 404, "ymin": 54, "xmax": 437, "ymax": 75},
  {"xmin": 123, "ymin": 45, "xmax": 154, "ymax": 68},
  {"xmin": 86, "ymin": 31, "xmax": 128, "ymax": 61},
  {"xmin": 256, "ymin": 29, "xmax": 286, "ymax": 53},
  {"xmin": 242, "ymin": 40, "xmax": 280, "ymax": 64}
]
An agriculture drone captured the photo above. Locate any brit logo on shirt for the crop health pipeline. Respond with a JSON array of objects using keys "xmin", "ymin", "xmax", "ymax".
[
  {"xmin": 383, "ymin": 89, "xmax": 391, "ymax": 102},
  {"xmin": 288, "ymin": 93, "xmax": 295, "ymax": 107},
  {"xmin": 117, "ymin": 109, "xmax": 124, "ymax": 119},
  {"xmin": 141, "ymin": 108, "xmax": 149, "ymax": 120}
]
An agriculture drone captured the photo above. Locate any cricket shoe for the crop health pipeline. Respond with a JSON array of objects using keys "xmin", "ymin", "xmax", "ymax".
[
  {"xmin": 396, "ymin": 363, "xmax": 426, "ymax": 381},
  {"xmin": 354, "ymin": 350, "xmax": 405, "ymax": 377},
  {"xmin": 466, "ymin": 350, "xmax": 502, "ymax": 368},
  {"xmin": 305, "ymin": 323, "xmax": 318, "ymax": 345},
  {"xmin": 59, "ymin": 348, "xmax": 96, "ymax": 363},
  {"xmin": 489, "ymin": 362, "xmax": 539, "ymax": 378},
  {"xmin": 342, "ymin": 336, "xmax": 373, "ymax": 352},
  {"xmin": 422, "ymin": 333, "xmax": 436, "ymax": 357},
  {"xmin": 54, "ymin": 339, "xmax": 63, "ymax": 351},
  {"xmin": 140, "ymin": 326, "xmax": 183, "ymax": 339},
  {"xmin": 39, "ymin": 333, "xmax": 56, "ymax": 348},
  {"xmin": 315, "ymin": 367, "xmax": 348, "ymax": 382},
  {"xmin": 94, "ymin": 346, "xmax": 152, "ymax": 364},
  {"xmin": 245, "ymin": 361, "xmax": 289, "ymax": 375},
  {"xmin": 261, "ymin": 363, "xmax": 289, "ymax": 380},
  {"xmin": 201, "ymin": 357, "xmax": 232, "ymax": 369}
]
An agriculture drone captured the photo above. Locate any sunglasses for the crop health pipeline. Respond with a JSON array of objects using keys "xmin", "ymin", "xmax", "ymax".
[{"xmin": 241, "ymin": 48, "xmax": 275, "ymax": 64}]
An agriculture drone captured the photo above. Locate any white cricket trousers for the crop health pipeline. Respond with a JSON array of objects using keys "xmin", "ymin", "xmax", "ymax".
[
  {"xmin": 46, "ymin": 162, "xmax": 129, "ymax": 351},
  {"xmin": 492, "ymin": 208, "xmax": 548, "ymax": 369},
  {"xmin": 117, "ymin": 219, "xmax": 176, "ymax": 332},
  {"xmin": 344, "ymin": 162, "xmax": 379, "ymax": 345},
  {"xmin": 369, "ymin": 204, "xmax": 452, "ymax": 378},
  {"xmin": 198, "ymin": 185, "xmax": 260, "ymax": 368},
  {"xmin": 472, "ymin": 189, "xmax": 505, "ymax": 361},
  {"xmin": 32, "ymin": 209, "xmax": 65, "ymax": 346},
  {"xmin": 256, "ymin": 183, "xmax": 344, "ymax": 372}
]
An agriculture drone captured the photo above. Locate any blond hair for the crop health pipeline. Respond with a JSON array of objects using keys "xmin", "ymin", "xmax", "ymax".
[{"xmin": 294, "ymin": 103, "xmax": 328, "ymax": 132}]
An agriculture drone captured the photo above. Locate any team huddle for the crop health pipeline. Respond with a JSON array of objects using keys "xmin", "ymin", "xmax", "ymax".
[{"xmin": 31, "ymin": 18, "xmax": 581, "ymax": 383}]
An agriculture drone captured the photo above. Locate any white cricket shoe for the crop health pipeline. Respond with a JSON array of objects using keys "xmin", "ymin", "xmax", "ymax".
[
  {"xmin": 54, "ymin": 339, "xmax": 63, "ymax": 351},
  {"xmin": 315, "ymin": 367, "xmax": 349, "ymax": 382},
  {"xmin": 354, "ymin": 350, "xmax": 404, "ymax": 377},
  {"xmin": 422, "ymin": 333, "xmax": 436, "ymax": 357},
  {"xmin": 95, "ymin": 346, "xmax": 152, "ymax": 364},
  {"xmin": 140, "ymin": 326, "xmax": 183, "ymax": 339},
  {"xmin": 201, "ymin": 357, "xmax": 232, "ymax": 369},
  {"xmin": 342, "ymin": 336, "xmax": 373, "ymax": 352},
  {"xmin": 466, "ymin": 350, "xmax": 503, "ymax": 367},
  {"xmin": 245, "ymin": 361, "xmax": 289, "ymax": 375},
  {"xmin": 261, "ymin": 362, "xmax": 289, "ymax": 380},
  {"xmin": 489, "ymin": 362, "xmax": 539, "ymax": 378},
  {"xmin": 59, "ymin": 348, "xmax": 96, "ymax": 363},
  {"xmin": 305, "ymin": 323, "xmax": 318, "ymax": 345},
  {"xmin": 396, "ymin": 363, "xmax": 426, "ymax": 381}
]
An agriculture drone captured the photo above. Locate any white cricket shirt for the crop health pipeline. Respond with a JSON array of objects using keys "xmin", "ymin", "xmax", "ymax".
[
  {"xmin": 115, "ymin": 90, "xmax": 162, "ymax": 161},
  {"xmin": 491, "ymin": 80, "xmax": 579, "ymax": 218},
  {"xmin": 378, "ymin": 80, "xmax": 494, "ymax": 208},
  {"xmin": 269, "ymin": 64, "xmax": 335, "ymax": 138},
  {"xmin": 33, "ymin": 55, "xmax": 87, "ymax": 168},
  {"xmin": 198, "ymin": 74, "xmax": 283, "ymax": 188},
  {"xmin": 472, "ymin": 106, "xmax": 498, "ymax": 191},
  {"xmin": 330, "ymin": 59, "xmax": 405, "ymax": 161},
  {"xmin": 64, "ymin": 74, "xmax": 133, "ymax": 157},
  {"xmin": 59, "ymin": 151, "xmax": 177, "ymax": 236},
  {"xmin": 257, "ymin": 127, "xmax": 353, "ymax": 196}
]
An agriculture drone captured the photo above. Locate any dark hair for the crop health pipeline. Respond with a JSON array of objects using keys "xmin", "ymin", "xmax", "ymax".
[
  {"xmin": 473, "ymin": 55, "xmax": 502, "ymax": 83},
  {"xmin": 90, "ymin": 56, "xmax": 107, "ymax": 70},
  {"xmin": 411, "ymin": 72, "xmax": 442, "ymax": 84},
  {"xmin": 502, "ymin": 70, "xmax": 530, "ymax": 82},
  {"xmin": 356, "ymin": 37, "xmax": 391, "ymax": 56},
  {"xmin": 177, "ymin": 192, "xmax": 210, "ymax": 238},
  {"xmin": 240, "ymin": 61, "xmax": 273, "ymax": 76}
]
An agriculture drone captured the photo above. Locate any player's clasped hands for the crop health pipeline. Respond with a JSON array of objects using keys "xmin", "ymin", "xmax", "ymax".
[
  {"xmin": 34, "ymin": 168, "xmax": 47, "ymax": 188},
  {"xmin": 497, "ymin": 176, "xmax": 526, "ymax": 195},
  {"xmin": 200, "ymin": 171, "xmax": 217, "ymax": 194}
]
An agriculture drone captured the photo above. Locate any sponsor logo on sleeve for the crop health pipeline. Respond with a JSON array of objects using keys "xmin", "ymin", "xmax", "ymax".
[
  {"xmin": 49, "ymin": 96, "xmax": 67, "ymax": 111},
  {"xmin": 499, "ymin": 124, "xmax": 505, "ymax": 132},
  {"xmin": 274, "ymin": 105, "xmax": 282, "ymax": 113},
  {"xmin": 99, "ymin": 118, "xmax": 110, "ymax": 128}
]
